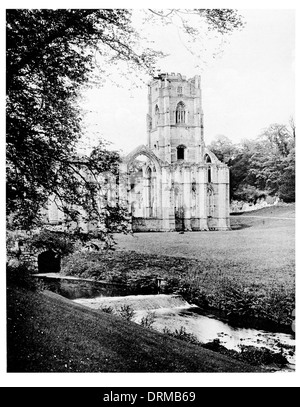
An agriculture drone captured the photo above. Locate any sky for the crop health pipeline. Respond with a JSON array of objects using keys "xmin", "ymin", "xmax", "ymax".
[{"xmin": 79, "ymin": 8, "xmax": 295, "ymax": 156}]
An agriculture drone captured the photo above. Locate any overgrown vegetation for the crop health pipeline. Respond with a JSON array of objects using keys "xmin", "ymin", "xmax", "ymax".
[
  {"xmin": 163, "ymin": 326, "xmax": 200, "ymax": 346},
  {"xmin": 201, "ymin": 339, "xmax": 289, "ymax": 368},
  {"xmin": 140, "ymin": 312, "xmax": 156, "ymax": 329},
  {"xmin": 117, "ymin": 305, "xmax": 135, "ymax": 321},
  {"xmin": 208, "ymin": 121, "xmax": 295, "ymax": 203}
]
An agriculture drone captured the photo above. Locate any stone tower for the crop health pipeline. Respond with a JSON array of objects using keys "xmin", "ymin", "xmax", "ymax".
[
  {"xmin": 119, "ymin": 72, "xmax": 231, "ymax": 232},
  {"xmin": 147, "ymin": 72, "xmax": 205, "ymax": 164}
]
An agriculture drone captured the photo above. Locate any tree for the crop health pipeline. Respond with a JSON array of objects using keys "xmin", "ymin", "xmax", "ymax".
[
  {"xmin": 277, "ymin": 148, "xmax": 295, "ymax": 202},
  {"xmin": 228, "ymin": 122, "xmax": 295, "ymax": 203},
  {"xmin": 6, "ymin": 9, "xmax": 245, "ymax": 237},
  {"xmin": 6, "ymin": 9, "xmax": 159, "ymax": 234},
  {"xmin": 248, "ymin": 124, "xmax": 295, "ymax": 197},
  {"xmin": 208, "ymin": 135, "xmax": 238, "ymax": 164},
  {"xmin": 147, "ymin": 9, "xmax": 244, "ymax": 35}
]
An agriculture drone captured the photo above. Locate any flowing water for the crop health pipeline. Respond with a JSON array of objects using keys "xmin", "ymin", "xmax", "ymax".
[
  {"xmin": 74, "ymin": 292, "xmax": 295, "ymax": 370},
  {"xmin": 35, "ymin": 275, "xmax": 296, "ymax": 371}
]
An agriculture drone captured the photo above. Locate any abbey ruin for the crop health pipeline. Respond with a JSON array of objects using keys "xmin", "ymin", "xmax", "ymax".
[{"xmin": 47, "ymin": 72, "xmax": 231, "ymax": 232}]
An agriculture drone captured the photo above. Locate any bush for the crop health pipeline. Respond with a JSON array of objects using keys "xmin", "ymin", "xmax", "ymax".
[
  {"xmin": 239, "ymin": 345, "xmax": 288, "ymax": 366},
  {"xmin": 61, "ymin": 252, "xmax": 106, "ymax": 279},
  {"xmin": 262, "ymin": 285, "xmax": 295, "ymax": 326},
  {"xmin": 215, "ymin": 279, "xmax": 262, "ymax": 319},
  {"xmin": 140, "ymin": 312, "xmax": 156, "ymax": 329},
  {"xmin": 163, "ymin": 326, "xmax": 200, "ymax": 346},
  {"xmin": 99, "ymin": 305, "xmax": 114, "ymax": 314},
  {"xmin": 127, "ymin": 273, "xmax": 158, "ymax": 294},
  {"xmin": 117, "ymin": 305, "xmax": 135, "ymax": 321}
]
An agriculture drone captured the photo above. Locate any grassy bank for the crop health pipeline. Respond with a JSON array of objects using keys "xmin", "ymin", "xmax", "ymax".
[
  {"xmin": 61, "ymin": 205, "xmax": 295, "ymax": 330},
  {"xmin": 7, "ymin": 285, "xmax": 259, "ymax": 373}
]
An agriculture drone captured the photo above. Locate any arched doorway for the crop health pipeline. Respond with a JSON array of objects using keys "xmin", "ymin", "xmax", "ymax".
[
  {"xmin": 124, "ymin": 146, "xmax": 161, "ymax": 231},
  {"xmin": 38, "ymin": 249, "xmax": 61, "ymax": 273},
  {"xmin": 127, "ymin": 154, "xmax": 157, "ymax": 219}
]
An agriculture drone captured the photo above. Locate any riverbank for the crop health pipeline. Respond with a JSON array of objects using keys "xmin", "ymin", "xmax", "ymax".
[
  {"xmin": 60, "ymin": 247, "xmax": 295, "ymax": 332},
  {"xmin": 7, "ymin": 285, "xmax": 259, "ymax": 373},
  {"xmin": 59, "ymin": 205, "xmax": 295, "ymax": 330}
]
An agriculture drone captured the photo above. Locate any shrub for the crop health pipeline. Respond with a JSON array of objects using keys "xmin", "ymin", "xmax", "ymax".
[
  {"xmin": 61, "ymin": 252, "xmax": 105, "ymax": 279},
  {"xmin": 140, "ymin": 312, "xmax": 156, "ymax": 329},
  {"xmin": 215, "ymin": 279, "xmax": 262, "ymax": 319},
  {"xmin": 163, "ymin": 326, "xmax": 200, "ymax": 346},
  {"xmin": 262, "ymin": 285, "xmax": 295, "ymax": 326},
  {"xmin": 117, "ymin": 305, "xmax": 135, "ymax": 321},
  {"xmin": 239, "ymin": 345, "xmax": 288, "ymax": 366},
  {"xmin": 127, "ymin": 273, "xmax": 158, "ymax": 294},
  {"xmin": 99, "ymin": 305, "xmax": 114, "ymax": 314}
]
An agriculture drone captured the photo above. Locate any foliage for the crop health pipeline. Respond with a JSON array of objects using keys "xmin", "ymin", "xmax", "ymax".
[
  {"xmin": 208, "ymin": 135, "xmax": 238, "ymax": 164},
  {"xmin": 208, "ymin": 121, "xmax": 295, "ymax": 203},
  {"xmin": 127, "ymin": 273, "xmax": 158, "ymax": 294},
  {"xmin": 140, "ymin": 312, "xmax": 156, "ymax": 329},
  {"xmin": 7, "ymin": 261, "xmax": 37, "ymax": 291},
  {"xmin": 147, "ymin": 9, "xmax": 244, "ymax": 34},
  {"xmin": 202, "ymin": 339, "xmax": 288, "ymax": 367},
  {"xmin": 211, "ymin": 278, "xmax": 295, "ymax": 327},
  {"xmin": 99, "ymin": 305, "xmax": 114, "ymax": 314},
  {"xmin": 6, "ymin": 229, "xmax": 30, "ymax": 257},
  {"xmin": 60, "ymin": 252, "xmax": 107, "ymax": 279},
  {"xmin": 277, "ymin": 148, "xmax": 295, "ymax": 202},
  {"xmin": 29, "ymin": 228, "xmax": 75, "ymax": 255},
  {"xmin": 239, "ymin": 345, "xmax": 288, "ymax": 366},
  {"xmin": 162, "ymin": 326, "xmax": 200, "ymax": 346},
  {"xmin": 6, "ymin": 9, "xmax": 158, "ymax": 236},
  {"xmin": 117, "ymin": 305, "xmax": 135, "ymax": 321},
  {"xmin": 262, "ymin": 285, "xmax": 295, "ymax": 326}
]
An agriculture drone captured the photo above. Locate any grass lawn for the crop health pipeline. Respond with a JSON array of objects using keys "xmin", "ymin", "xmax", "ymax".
[
  {"xmin": 114, "ymin": 205, "xmax": 295, "ymax": 290},
  {"xmin": 6, "ymin": 286, "xmax": 258, "ymax": 373}
]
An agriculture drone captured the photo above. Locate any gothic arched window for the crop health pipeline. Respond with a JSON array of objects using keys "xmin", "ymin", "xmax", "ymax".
[
  {"xmin": 176, "ymin": 102, "xmax": 185, "ymax": 124},
  {"xmin": 204, "ymin": 154, "xmax": 212, "ymax": 183}
]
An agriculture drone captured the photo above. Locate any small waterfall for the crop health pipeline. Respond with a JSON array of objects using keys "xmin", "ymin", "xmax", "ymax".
[{"xmin": 73, "ymin": 294, "xmax": 195, "ymax": 312}]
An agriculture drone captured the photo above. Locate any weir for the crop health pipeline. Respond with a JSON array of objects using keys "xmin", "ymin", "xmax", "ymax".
[{"xmin": 73, "ymin": 294, "xmax": 195, "ymax": 312}]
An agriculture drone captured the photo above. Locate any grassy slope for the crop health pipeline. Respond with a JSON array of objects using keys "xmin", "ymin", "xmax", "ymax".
[
  {"xmin": 113, "ymin": 204, "xmax": 295, "ymax": 290},
  {"xmin": 7, "ymin": 286, "xmax": 258, "ymax": 373}
]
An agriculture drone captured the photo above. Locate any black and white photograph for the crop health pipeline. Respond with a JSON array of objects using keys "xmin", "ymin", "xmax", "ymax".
[{"xmin": 2, "ymin": 1, "xmax": 298, "ymax": 389}]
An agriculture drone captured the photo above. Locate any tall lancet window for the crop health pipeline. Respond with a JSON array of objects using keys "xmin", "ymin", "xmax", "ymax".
[
  {"xmin": 155, "ymin": 105, "xmax": 159, "ymax": 127},
  {"xmin": 176, "ymin": 102, "xmax": 186, "ymax": 124},
  {"xmin": 205, "ymin": 154, "xmax": 212, "ymax": 183}
]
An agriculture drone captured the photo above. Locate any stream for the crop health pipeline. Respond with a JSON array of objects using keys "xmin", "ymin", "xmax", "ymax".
[{"xmin": 35, "ymin": 274, "xmax": 296, "ymax": 371}]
